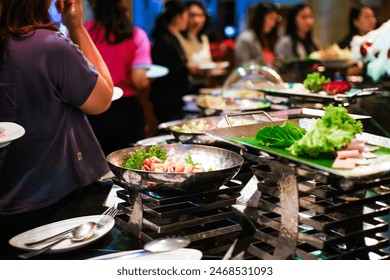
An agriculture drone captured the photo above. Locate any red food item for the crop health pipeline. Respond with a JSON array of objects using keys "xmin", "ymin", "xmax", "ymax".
[
  {"xmin": 360, "ymin": 41, "xmax": 373, "ymax": 57},
  {"xmin": 322, "ymin": 80, "xmax": 351, "ymax": 94}
]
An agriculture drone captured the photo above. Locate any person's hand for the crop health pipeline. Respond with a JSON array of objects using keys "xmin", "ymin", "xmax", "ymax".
[
  {"xmin": 55, "ymin": 0, "xmax": 83, "ymax": 31},
  {"xmin": 186, "ymin": 62, "xmax": 199, "ymax": 75}
]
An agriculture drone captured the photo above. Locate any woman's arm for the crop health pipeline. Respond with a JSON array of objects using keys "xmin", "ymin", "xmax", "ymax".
[{"xmin": 56, "ymin": 0, "xmax": 113, "ymax": 115}]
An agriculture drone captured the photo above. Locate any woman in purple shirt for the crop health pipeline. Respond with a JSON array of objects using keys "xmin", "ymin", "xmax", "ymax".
[{"xmin": 0, "ymin": 0, "xmax": 113, "ymax": 249}]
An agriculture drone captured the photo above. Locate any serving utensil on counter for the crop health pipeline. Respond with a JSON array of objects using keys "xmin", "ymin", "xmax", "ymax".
[
  {"xmin": 18, "ymin": 222, "xmax": 97, "ymax": 259},
  {"xmin": 333, "ymin": 87, "xmax": 379, "ymax": 105},
  {"xmin": 89, "ymin": 237, "xmax": 191, "ymax": 260},
  {"xmin": 24, "ymin": 206, "xmax": 118, "ymax": 247}
]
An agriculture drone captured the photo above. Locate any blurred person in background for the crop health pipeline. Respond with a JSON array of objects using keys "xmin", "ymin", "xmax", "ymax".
[
  {"xmin": 177, "ymin": 0, "xmax": 212, "ymax": 94},
  {"xmin": 0, "ymin": 0, "xmax": 113, "ymax": 249},
  {"xmin": 337, "ymin": 4, "xmax": 377, "ymax": 77},
  {"xmin": 338, "ymin": 4, "xmax": 377, "ymax": 49},
  {"xmin": 150, "ymin": 0, "xmax": 196, "ymax": 123},
  {"xmin": 275, "ymin": 3, "xmax": 320, "ymax": 62},
  {"xmin": 85, "ymin": 0, "xmax": 152, "ymax": 155},
  {"xmin": 235, "ymin": 2, "xmax": 280, "ymax": 67}
]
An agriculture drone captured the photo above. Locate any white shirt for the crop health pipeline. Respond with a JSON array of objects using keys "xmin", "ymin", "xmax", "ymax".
[{"xmin": 177, "ymin": 33, "xmax": 212, "ymax": 64}]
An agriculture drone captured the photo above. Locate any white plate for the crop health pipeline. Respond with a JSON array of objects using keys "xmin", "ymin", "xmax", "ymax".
[
  {"xmin": 0, "ymin": 122, "xmax": 25, "ymax": 148},
  {"xmin": 89, "ymin": 248, "xmax": 202, "ymax": 260},
  {"xmin": 112, "ymin": 87, "xmax": 124, "ymax": 101},
  {"xmin": 146, "ymin": 65, "xmax": 169, "ymax": 78},
  {"xmin": 9, "ymin": 215, "xmax": 115, "ymax": 254},
  {"xmin": 198, "ymin": 61, "xmax": 230, "ymax": 70},
  {"xmin": 135, "ymin": 134, "xmax": 175, "ymax": 146},
  {"xmin": 198, "ymin": 62, "xmax": 217, "ymax": 70}
]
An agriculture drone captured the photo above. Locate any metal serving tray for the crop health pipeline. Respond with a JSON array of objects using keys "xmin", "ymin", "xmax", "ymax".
[
  {"xmin": 207, "ymin": 110, "xmax": 390, "ymax": 181},
  {"xmin": 259, "ymin": 84, "xmax": 378, "ymax": 105}
]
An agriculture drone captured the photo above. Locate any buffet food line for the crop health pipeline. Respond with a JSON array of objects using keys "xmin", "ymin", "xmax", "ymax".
[{"xmin": 100, "ymin": 102, "xmax": 390, "ymax": 260}]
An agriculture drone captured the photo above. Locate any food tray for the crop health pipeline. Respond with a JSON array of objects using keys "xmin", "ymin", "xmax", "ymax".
[
  {"xmin": 196, "ymin": 95, "xmax": 271, "ymax": 115},
  {"xmin": 207, "ymin": 111, "xmax": 390, "ymax": 182},
  {"xmin": 259, "ymin": 83, "xmax": 377, "ymax": 104},
  {"xmin": 159, "ymin": 108, "xmax": 369, "ymax": 145}
]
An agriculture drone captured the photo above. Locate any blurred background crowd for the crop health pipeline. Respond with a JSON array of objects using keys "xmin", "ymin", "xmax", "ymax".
[{"xmin": 49, "ymin": 0, "xmax": 389, "ymax": 151}]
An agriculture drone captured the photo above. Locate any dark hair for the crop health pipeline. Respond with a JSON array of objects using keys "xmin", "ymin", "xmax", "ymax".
[
  {"xmin": 348, "ymin": 4, "xmax": 372, "ymax": 36},
  {"xmin": 151, "ymin": 0, "xmax": 186, "ymax": 40},
  {"xmin": 181, "ymin": 1, "xmax": 210, "ymax": 43},
  {"xmin": 89, "ymin": 0, "xmax": 134, "ymax": 44},
  {"xmin": 285, "ymin": 3, "xmax": 319, "ymax": 57},
  {"xmin": 248, "ymin": 1, "xmax": 279, "ymax": 50},
  {"xmin": 0, "ymin": 0, "xmax": 57, "ymax": 65}
]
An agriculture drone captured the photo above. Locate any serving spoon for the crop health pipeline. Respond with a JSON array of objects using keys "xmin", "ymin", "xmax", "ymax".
[
  {"xmin": 90, "ymin": 237, "xmax": 191, "ymax": 260},
  {"xmin": 18, "ymin": 222, "xmax": 97, "ymax": 259}
]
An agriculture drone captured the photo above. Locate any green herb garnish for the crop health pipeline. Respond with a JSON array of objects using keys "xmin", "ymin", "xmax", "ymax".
[
  {"xmin": 123, "ymin": 145, "xmax": 167, "ymax": 170},
  {"xmin": 185, "ymin": 155, "xmax": 199, "ymax": 166}
]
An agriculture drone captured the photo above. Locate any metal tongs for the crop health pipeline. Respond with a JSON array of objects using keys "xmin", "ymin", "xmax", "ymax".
[{"xmin": 334, "ymin": 87, "xmax": 379, "ymax": 104}]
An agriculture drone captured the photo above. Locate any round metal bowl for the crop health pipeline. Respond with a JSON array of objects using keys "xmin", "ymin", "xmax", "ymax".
[
  {"xmin": 196, "ymin": 95, "xmax": 270, "ymax": 116},
  {"xmin": 160, "ymin": 115, "xmax": 260, "ymax": 144},
  {"xmin": 159, "ymin": 115, "xmax": 226, "ymax": 144},
  {"xmin": 107, "ymin": 144, "xmax": 244, "ymax": 193}
]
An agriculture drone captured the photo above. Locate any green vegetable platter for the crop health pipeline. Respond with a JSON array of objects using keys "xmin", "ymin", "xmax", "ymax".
[{"xmin": 208, "ymin": 119, "xmax": 390, "ymax": 180}]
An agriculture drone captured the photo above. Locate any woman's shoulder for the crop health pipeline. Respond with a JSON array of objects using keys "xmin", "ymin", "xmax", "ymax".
[
  {"xmin": 26, "ymin": 29, "xmax": 74, "ymax": 50},
  {"xmin": 276, "ymin": 35, "xmax": 292, "ymax": 45},
  {"xmin": 132, "ymin": 27, "xmax": 150, "ymax": 43},
  {"xmin": 133, "ymin": 26, "xmax": 148, "ymax": 37}
]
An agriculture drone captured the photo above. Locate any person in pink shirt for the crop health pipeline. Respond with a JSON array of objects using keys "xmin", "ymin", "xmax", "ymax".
[{"xmin": 85, "ymin": 0, "xmax": 152, "ymax": 155}]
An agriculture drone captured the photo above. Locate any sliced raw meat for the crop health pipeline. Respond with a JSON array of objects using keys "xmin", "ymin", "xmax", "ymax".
[
  {"xmin": 332, "ymin": 158, "xmax": 356, "ymax": 169},
  {"xmin": 336, "ymin": 149, "xmax": 361, "ymax": 159}
]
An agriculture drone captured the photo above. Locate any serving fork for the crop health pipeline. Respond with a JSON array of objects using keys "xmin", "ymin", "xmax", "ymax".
[{"xmin": 24, "ymin": 205, "xmax": 119, "ymax": 247}]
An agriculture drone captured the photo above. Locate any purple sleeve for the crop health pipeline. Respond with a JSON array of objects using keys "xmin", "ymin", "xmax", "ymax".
[{"xmin": 49, "ymin": 33, "xmax": 98, "ymax": 107}]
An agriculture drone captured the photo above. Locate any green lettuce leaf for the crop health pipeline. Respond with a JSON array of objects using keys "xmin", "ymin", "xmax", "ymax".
[
  {"xmin": 256, "ymin": 121, "xmax": 307, "ymax": 147},
  {"xmin": 288, "ymin": 105, "xmax": 363, "ymax": 157},
  {"xmin": 303, "ymin": 72, "xmax": 331, "ymax": 92}
]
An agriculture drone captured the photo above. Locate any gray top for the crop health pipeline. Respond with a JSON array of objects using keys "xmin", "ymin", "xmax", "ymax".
[
  {"xmin": 235, "ymin": 29, "xmax": 264, "ymax": 66},
  {"xmin": 275, "ymin": 35, "xmax": 320, "ymax": 61}
]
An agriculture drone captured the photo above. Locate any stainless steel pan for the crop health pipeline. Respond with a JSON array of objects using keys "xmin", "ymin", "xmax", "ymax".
[{"xmin": 107, "ymin": 144, "xmax": 244, "ymax": 193}]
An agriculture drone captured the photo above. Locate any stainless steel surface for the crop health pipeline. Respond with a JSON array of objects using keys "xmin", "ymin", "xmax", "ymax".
[
  {"xmin": 24, "ymin": 227, "xmax": 75, "ymax": 248},
  {"xmin": 159, "ymin": 111, "xmax": 286, "ymax": 145},
  {"xmin": 160, "ymin": 115, "xmax": 226, "ymax": 144},
  {"xmin": 107, "ymin": 144, "xmax": 244, "ymax": 193},
  {"xmin": 246, "ymin": 153, "xmax": 390, "ymax": 259},
  {"xmin": 269, "ymin": 161, "xmax": 299, "ymax": 260},
  {"xmin": 144, "ymin": 237, "xmax": 191, "ymax": 252},
  {"xmin": 196, "ymin": 96, "xmax": 270, "ymax": 115},
  {"xmin": 260, "ymin": 86, "xmax": 378, "ymax": 104},
  {"xmin": 89, "ymin": 237, "xmax": 191, "ymax": 260},
  {"xmin": 18, "ymin": 222, "xmax": 97, "ymax": 259}
]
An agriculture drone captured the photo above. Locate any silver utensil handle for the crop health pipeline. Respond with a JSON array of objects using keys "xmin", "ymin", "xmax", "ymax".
[
  {"xmin": 19, "ymin": 236, "xmax": 68, "ymax": 259},
  {"xmin": 224, "ymin": 110, "xmax": 274, "ymax": 127},
  {"xmin": 24, "ymin": 227, "xmax": 74, "ymax": 247}
]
